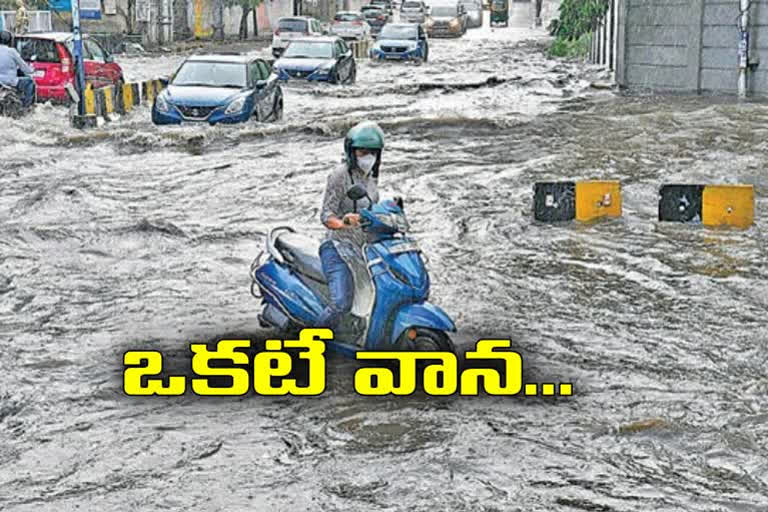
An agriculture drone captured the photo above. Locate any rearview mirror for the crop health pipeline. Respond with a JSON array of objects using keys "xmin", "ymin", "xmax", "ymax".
[{"xmin": 347, "ymin": 184, "xmax": 369, "ymax": 202}]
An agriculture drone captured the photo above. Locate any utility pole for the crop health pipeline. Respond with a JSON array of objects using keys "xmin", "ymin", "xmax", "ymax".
[
  {"xmin": 738, "ymin": 0, "xmax": 750, "ymax": 98},
  {"xmin": 70, "ymin": 0, "xmax": 91, "ymax": 127}
]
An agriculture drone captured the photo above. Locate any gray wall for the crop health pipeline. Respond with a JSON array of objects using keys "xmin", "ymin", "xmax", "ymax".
[{"xmin": 616, "ymin": 0, "xmax": 768, "ymax": 95}]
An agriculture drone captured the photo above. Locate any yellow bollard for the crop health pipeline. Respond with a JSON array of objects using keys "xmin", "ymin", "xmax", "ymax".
[
  {"xmin": 84, "ymin": 84, "xmax": 96, "ymax": 115},
  {"xmin": 702, "ymin": 185, "xmax": 754, "ymax": 228},
  {"xmin": 122, "ymin": 82, "xmax": 133, "ymax": 113},
  {"xmin": 102, "ymin": 86, "xmax": 114, "ymax": 115},
  {"xmin": 575, "ymin": 181, "xmax": 622, "ymax": 222}
]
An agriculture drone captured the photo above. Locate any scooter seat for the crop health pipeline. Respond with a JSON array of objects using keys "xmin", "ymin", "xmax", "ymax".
[{"xmin": 274, "ymin": 232, "xmax": 327, "ymax": 283}]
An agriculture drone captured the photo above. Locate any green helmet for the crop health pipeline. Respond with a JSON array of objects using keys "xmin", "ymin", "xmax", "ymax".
[{"xmin": 344, "ymin": 121, "xmax": 385, "ymax": 176}]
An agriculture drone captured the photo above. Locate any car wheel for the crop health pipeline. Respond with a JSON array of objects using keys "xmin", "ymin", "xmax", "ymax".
[
  {"xmin": 347, "ymin": 65, "xmax": 356, "ymax": 85},
  {"xmin": 329, "ymin": 68, "xmax": 339, "ymax": 85},
  {"xmin": 252, "ymin": 106, "xmax": 261, "ymax": 123}
]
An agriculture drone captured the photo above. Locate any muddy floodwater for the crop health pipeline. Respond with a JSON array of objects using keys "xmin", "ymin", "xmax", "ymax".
[{"xmin": 1, "ymin": 13, "xmax": 767, "ymax": 512}]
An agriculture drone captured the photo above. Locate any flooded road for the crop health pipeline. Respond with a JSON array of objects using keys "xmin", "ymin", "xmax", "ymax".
[{"xmin": 2, "ymin": 10, "xmax": 768, "ymax": 511}]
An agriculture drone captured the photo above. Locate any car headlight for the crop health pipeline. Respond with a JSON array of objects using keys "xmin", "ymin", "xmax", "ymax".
[
  {"xmin": 450, "ymin": 18, "xmax": 459, "ymax": 27},
  {"xmin": 224, "ymin": 96, "xmax": 246, "ymax": 114},
  {"xmin": 155, "ymin": 94, "xmax": 170, "ymax": 113},
  {"xmin": 426, "ymin": 18, "xmax": 434, "ymax": 26}
]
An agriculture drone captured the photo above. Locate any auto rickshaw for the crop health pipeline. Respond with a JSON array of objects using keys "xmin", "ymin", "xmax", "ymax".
[{"xmin": 490, "ymin": 0, "xmax": 508, "ymax": 26}]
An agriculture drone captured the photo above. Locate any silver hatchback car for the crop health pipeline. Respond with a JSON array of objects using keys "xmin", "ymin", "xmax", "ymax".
[{"xmin": 330, "ymin": 11, "xmax": 372, "ymax": 41}]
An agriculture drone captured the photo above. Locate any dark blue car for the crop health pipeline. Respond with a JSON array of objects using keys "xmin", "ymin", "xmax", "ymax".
[
  {"xmin": 272, "ymin": 37, "xmax": 357, "ymax": 84},
  {"xmin": 152, "ymin": 54, "xmax": 283, "ymax": 125},
  {"xmin": 369, "ymin": 23, "xmax": 429, "ymax": 63}
]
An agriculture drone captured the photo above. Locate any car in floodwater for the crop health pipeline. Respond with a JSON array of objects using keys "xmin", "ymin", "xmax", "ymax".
[
  {"xmin": 369, "ymin": 23, "xmax": 429, "ymax": 63},
  {"xmin": 459, "ymin": 0, "xmax": 483, "ymax": 28},
  {"xmin": 151, "ymin": 54, "xmax": 283, "ymax": 126},
  {"xmin": 361, "ymin": 5, "xmax": 390, "ymax": 37},
  {"xmin": 400, "ymin": 0, "xmax": 428, "ymax": 24},
  {"xmin": 369, "ymin": 0, "xmax": 394, "ymax": 17},
  {"xmin": 271, "ymin": 16, "xmax": 326, "ymax": 58},
  {"xmin": 14, "ymin": 32, "xmax": 124, "ymax": 103},
  {"xmin": 272, "ymin": 37, "xmax": 357, "ymax": 84},
  {"xmin": 330, "ymin": 11, "xmax": 372, "ymax": 41},
  {"xmin": 425, "ymin": 3, "xmax": 468, "ymax": 37}
]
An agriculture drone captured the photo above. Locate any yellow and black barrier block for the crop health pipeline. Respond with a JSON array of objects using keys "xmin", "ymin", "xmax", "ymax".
[
  {"xmin": 534, "ymin": 180, "xmax": 622, "ymax": 222},
  {"xmin": 94, "ymin": 85, "xmax": 117, "ymax": 121},
  {"xmin": 351, "ymin": 39, "xmax": 371, "ymax": 59},
  {"xmin": 72, "ymin": 84, "xmax": 98, "ymax": 128},
  {"xmin": 131, "ymin": 83, "xmax": 141, "ymax": 106},
  {"xmin": 119, "ymin": 82, "xmax": 133, "ymax": 113},
  {"xmin": 659, "ymin": 184, "xmax": 754, "ymax": 228},
  {"xmin": 142, "ymin": 80, "xmax": 156, "ymax": 105}
]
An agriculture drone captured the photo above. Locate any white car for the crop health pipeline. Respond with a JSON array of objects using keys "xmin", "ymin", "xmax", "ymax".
[
  {"xmin": 330, "ymin": 11, "xmax": 372, "ymax": 41},
  {"xmin": 272, "ymin": 16, "xmax": 325, "ymax": 58}
]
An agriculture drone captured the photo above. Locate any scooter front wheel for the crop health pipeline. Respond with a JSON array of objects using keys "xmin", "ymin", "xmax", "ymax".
[{"xmin": 398, "ymin": 328, "xmax": 456, "ymax": 354}]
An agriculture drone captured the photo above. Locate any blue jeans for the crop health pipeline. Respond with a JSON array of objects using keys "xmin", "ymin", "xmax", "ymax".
[
  {"xmin": 317, "ymin": 240, "xmax": 354, "ymax": 329},
  {"xmin": 16, "ymin": 77, "xmax": 35, "ymax": 108}
]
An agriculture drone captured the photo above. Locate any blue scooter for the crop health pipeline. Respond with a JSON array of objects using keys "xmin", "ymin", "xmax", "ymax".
[{"xmin": 249, "ymin": 184, "xmax": 456, "ymax": 357}]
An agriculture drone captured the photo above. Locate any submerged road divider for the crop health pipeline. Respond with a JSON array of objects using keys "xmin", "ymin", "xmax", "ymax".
[
  {"xmin": 350, "ymin": 39, "xmax": 372, "ymax": 59},
  {"xmin": 659, "ymin": 184, "xmax": 754, "ymax": 228},
  {"xmin": 71, "ymin": 78, "xmax": 166, "ymax": 129},
  {"xmin": 534, "ymin": 181, "xmax": 622, "ymax": 222},
  {"xmin": 534, "ymin": 181, "xmax": 754, "ymax": 228}
]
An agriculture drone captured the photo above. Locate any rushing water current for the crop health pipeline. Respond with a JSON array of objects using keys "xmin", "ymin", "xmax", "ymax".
[{"xmin": 1, "ymin": 13, "xmax": 767, "ymax": 512}]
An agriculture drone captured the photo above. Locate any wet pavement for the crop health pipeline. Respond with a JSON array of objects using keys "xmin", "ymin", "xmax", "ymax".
[{"xmin": 1, "ymin": 7, "xmax": 767, "ymax": 512}]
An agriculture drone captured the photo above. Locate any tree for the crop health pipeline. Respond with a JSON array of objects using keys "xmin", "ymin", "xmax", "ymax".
[{"xmin": 225, "ymin": 0, "xmax": 262, "ymax": 39}]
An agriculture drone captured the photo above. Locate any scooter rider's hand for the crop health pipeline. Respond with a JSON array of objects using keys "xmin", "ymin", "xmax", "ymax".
[
  {"xmin": 342, "ymin": 213, "xmax": 361, "ymax": 227},
  {"xmin": 325, "ymin": 214, "xmax": 360, "ymax": 230}
]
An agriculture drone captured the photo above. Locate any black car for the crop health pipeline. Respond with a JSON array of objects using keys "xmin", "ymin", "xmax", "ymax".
[{"xmin": 362, "ymin": 5, "xmax": 390, "ymax": 36}]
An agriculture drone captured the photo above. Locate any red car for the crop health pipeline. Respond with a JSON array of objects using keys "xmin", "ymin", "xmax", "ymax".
[{"xmin": 13, "ymin": 32, "xmax": 124, "ymax": 103}]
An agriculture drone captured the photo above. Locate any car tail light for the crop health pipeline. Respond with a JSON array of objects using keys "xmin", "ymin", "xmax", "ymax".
[{"xmin": 57, "ymin": 44, "xmax": 72, "ymax": 75}]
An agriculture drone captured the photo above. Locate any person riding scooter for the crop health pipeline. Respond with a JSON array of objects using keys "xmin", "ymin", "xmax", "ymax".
[
  {"xmin": 0, "ymin": 30, "xmax": 35, "ymax": 108},
  {"xmin": 317, "ymin": 121, "xmax": 384, "ymax": 330}
]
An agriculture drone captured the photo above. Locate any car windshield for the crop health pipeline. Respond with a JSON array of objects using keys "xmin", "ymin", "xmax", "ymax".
[
  {"xmin": 282, "ymin": 41, "xmax": 333, "ymax": 59},
  {"xmin": 370, "ymin": 0, "xmax": 389, "ymax": 6},
  {"xmin": 430, "ymin": 6, "xmax": 457, "ymax": 16},
  {"xmin": 491, "ymin": 0, "xmax": 505, "ymax": 6},
  {"xmin": 278, "ymin": 18, "xmax": 309, "ymax": 32},
  {"xmin": 335, "ymin": 13, "xmax": 362, "ymax": 21},
  {"xmin": 379, "ymin": 25, "xmax": 417, "ymax": 39},
  {"xmin": 402, "ymin": 1, "xmax": 421, "ymax": 7},
  {"xmin": 172, "ymin": 61, "xmax": 247, "ymax": 88},
  {"xmin": 362, "ymin": 7, "xmax": 383, "ymax": 15},
  {"xmin": 459, "ymin": 0, "xmax": 479, "ymax": 8}
]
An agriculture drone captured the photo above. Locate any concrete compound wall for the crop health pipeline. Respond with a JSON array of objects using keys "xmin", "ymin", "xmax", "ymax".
[{"xmin": 617, "ymin": 0, "xmax": 768, "ymax": 95}]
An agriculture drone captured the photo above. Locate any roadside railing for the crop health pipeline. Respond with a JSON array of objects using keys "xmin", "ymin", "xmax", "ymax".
[
  {"xmin": 588, "ymin": 0, "xmax": 618, "ymax": 72},
  {"xmin": 72, "ymin": 78, "xmax": 166, "ymax": 128}
]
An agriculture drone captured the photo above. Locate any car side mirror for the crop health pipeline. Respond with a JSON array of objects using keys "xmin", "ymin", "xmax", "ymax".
[
  {"xmin": 159, "ymin": 76, "xmax": 169, "ymax": 87},
  {"xmin": 255, "ymin": 79, "xmax": 267, "ymax": 88},
  {"xmin": 104, "ymin": 53, "xmax": 113, "ymax": 63},
  {"xmin": 347, "ymin": 184, "xmax": 369, "ymax": 202},
  {"xmin": 30, "ymin": 54, "xmax": 37, "ymax": 62}
]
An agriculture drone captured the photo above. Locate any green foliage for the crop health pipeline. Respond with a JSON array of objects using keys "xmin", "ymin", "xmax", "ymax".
[
  {"xmin": 548, "ymin": 32, "xmax": 592, "ymax": 58},
  {"xmin": 549, "ymin": 0, "xmax": 608, "ymax": 58},
  {"xmin": 0, "ymin": 0, "xmax": 49, "ymax": 9}
]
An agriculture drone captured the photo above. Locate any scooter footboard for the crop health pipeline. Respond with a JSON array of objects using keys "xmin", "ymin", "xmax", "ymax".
[
  {"xmin": 252, "ymin": 259, "xmax": 325, "ymax": 326},
  {"xmin": 390, "ymin": 302, "xmax": 457, "ymax": 345}
]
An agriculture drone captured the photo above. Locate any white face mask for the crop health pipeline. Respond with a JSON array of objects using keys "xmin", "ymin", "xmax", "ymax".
[{"xmin": 357, "ymin": 154, "xmax": 376, "ymax": 174}]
